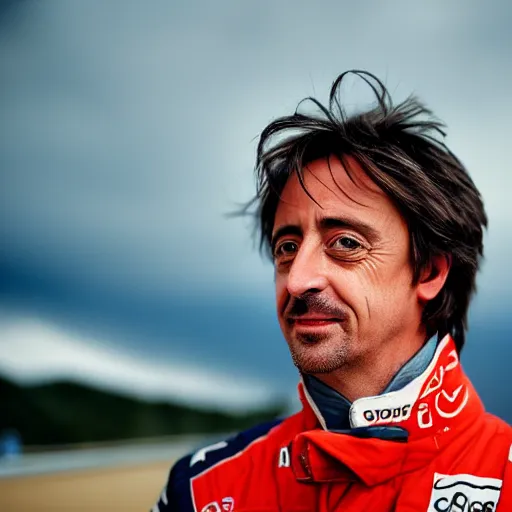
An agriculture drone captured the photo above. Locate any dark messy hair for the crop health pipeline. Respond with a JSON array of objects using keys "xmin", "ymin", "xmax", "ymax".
[{"xmin": 246, "ymin": 70, "xmax": 487, "ymax": 352}]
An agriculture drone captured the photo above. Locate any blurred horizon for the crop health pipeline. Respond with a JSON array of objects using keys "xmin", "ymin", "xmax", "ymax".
[{"xmin": 1, "ymin": 0, "xmax": 511, "ymax": 433}]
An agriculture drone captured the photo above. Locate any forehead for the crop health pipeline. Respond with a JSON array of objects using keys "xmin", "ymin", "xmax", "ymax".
[{"xmin": 274, "ymin": 156, "xmax": 401, "ymax": 231}]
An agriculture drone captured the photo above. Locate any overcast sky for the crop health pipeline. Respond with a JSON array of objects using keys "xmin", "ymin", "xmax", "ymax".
[{"xmin": 0, "ymin": 1, "xmax": 511, "ymax": 417}]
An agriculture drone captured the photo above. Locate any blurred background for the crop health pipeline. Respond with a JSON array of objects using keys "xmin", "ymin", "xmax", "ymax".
[{"xmin": 0, "ymin": 0, "xmax": 511, "ymax": 510}]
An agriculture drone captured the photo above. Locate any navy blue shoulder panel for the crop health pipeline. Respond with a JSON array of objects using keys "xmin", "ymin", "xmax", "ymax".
[{"xmin": 151, "ymin": 418, "xmax": 283, "ymax": 512}]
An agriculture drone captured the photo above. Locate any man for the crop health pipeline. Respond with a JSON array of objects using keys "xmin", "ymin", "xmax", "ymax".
[{"xmin": 153, "ymin": 70, "xmax": 512, "ymax": 511}]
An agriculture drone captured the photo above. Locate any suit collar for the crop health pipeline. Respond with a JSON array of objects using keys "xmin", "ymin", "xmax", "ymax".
[
  {"xmin": 293, "ymin": 335, "xmax": 485, "ymax": 485},
  {"xmin": 302, "ymin": 335, "xmax": 438, "ymax": 431}
]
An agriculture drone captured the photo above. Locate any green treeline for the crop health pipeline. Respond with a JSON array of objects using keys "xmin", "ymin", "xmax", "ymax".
[{"xmin": 0, "ymin": 376, "xmax": 286, "ymax": 447}]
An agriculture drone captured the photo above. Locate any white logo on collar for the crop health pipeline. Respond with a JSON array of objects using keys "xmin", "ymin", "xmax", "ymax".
[
  {"xmin": 349, "ymin": 337, "xmax": 467, "ymax": 429},
  {"xmin": 427, "ymin": 473, "xmax": 502, "ymax": 512},
  {"xmin": 350, "ymin": 395, "xmax": 415, "ymax": 427},
  {"xmin": 362, "ymin": 404, "xmax": 412, "ymax": 424},
  {"xmin": 416, "ymin": 350, "xmax": 468, "ymax": 429}
]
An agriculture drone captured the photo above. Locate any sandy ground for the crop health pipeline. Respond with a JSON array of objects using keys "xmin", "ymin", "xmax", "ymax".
[{"xmin": 0, "ymin": 460, "xmax": 172, "ymax": 512}]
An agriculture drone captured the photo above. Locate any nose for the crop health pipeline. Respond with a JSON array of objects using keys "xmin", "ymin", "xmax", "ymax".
[{"xmin": 286, "ymin": 243, "xmax": 329, "ymax": 297}]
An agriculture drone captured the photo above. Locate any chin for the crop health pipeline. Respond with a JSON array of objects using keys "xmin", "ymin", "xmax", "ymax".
[{"xmin": 288, "ymin": 337, "xmax": 351, "ymax": 374}]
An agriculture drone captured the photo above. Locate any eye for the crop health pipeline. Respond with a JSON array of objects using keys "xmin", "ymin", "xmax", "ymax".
[
  {"xmin": 332, "ymin": 236, "xmax": 362, "ymax": 250},
  {"xmin": 273, "ymin": 240, "xmax": 298, "ymax": 259}
]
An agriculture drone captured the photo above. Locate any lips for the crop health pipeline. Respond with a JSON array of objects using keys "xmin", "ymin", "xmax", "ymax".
[{"xmin": 288, "ymin": 317, "xmax": 342, "ymax": 326}]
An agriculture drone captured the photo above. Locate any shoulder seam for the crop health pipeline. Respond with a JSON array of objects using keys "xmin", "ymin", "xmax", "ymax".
[
  {"xmin": 188, "ymin": 421, "xmax": 282, "ymax": 512},
  {"xmin": 191, "ymin": 430, "xmax": 271, "ymax": 482}
]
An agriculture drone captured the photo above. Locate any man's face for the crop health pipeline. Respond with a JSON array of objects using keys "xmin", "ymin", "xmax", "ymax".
[{"xmin": 273, "ymin": 156, "xmax": 422, "ymax": 376}]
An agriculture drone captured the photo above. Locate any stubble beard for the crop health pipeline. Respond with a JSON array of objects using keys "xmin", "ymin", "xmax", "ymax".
[{"xmin": 287, "ymin": 330, "xmax": 352, "ymax": 375}]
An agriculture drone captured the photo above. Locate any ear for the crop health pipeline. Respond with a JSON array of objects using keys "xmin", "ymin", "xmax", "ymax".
[{"xmin": 417, "ymin": 253, "xmax": 452, "ymax": 302}]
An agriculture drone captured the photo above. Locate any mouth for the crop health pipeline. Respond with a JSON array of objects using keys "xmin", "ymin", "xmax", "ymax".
[{"xmin": 287, "ymin": 317, "xmax": 342, "ymax": 327}]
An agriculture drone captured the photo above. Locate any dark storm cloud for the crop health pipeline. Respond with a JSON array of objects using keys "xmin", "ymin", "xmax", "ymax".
[{"xmin": 0, "ymin": 0, "xmax": 511, "ymax": 418}]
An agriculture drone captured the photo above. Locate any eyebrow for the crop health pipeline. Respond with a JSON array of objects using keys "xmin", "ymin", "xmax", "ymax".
[
  {"xmin": 271, "ymin": 216, "xmax": 381, "ymax": 251},
  {"xmin": 271, "ymin": 225, "xmax": 302, "ymax": 252},
  {"xmin": 319, "ymin": 216, "xmax": 381, "ymax": 243}
]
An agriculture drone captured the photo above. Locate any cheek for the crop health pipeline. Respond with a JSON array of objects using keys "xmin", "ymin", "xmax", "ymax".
[
  {"xmin": 330, "ymin": 263, "xmax": 412, "ymax": 315},
  {"xmin": 354, "ymin": 264, "xmax": 415, "ymax": 319},
  {"xmin": 275, "ymin": 272, "xmax": 288, "ymax": 316},
  {"xmin": 329, "ymin": 268, "xmax": 367, "ymax": 309}
]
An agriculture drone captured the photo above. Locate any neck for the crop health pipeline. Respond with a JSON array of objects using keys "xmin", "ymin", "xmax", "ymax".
[{"xmin": 313, "ymin": 329, "xmax": 427, "ymax": 403}]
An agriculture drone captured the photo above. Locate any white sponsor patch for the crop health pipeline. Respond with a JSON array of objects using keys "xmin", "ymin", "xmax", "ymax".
[{"xmin": 427, "ymin": 473, "xmax": 502, "ymax": 512}]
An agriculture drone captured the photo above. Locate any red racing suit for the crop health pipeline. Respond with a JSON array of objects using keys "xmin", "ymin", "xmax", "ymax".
[{"xmin": 153, "ymin": 335, "xmax": 512, "ymax": 511}]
